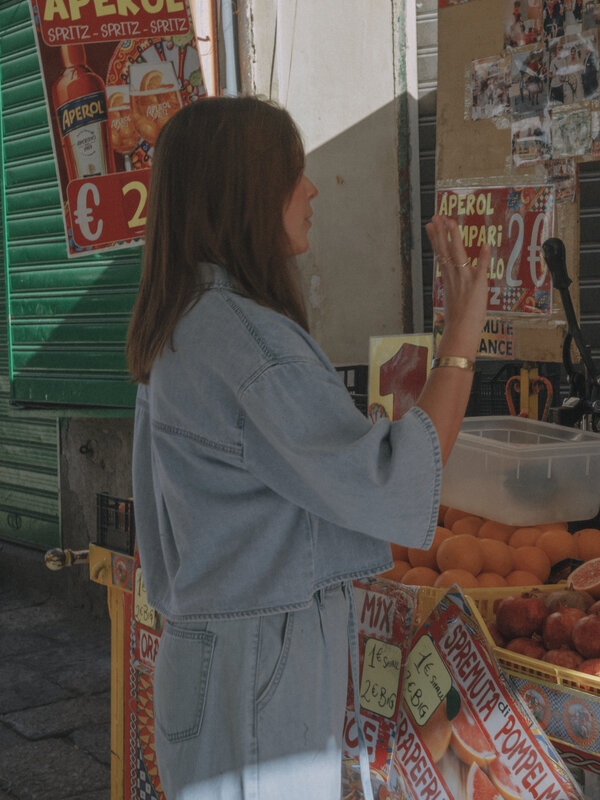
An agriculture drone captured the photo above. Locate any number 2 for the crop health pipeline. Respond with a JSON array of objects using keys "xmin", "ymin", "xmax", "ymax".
[{"xmin": 122, "ymin": 180, "xmax": 148, "ymax": 229}]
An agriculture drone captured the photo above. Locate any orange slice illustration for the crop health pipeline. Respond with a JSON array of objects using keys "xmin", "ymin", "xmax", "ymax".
[
  {"xmin": 450, "ymin": 705, "xmax": 496, "ymax": 767},
  {"xmin": 140, "ymin": 69, "xmax": 164, "ymax": 91}
]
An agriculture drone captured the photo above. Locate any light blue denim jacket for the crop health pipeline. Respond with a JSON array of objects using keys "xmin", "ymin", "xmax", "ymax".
[{"xmin": 132, "ymin": 264, "xmax": 442, "ymax": 621}]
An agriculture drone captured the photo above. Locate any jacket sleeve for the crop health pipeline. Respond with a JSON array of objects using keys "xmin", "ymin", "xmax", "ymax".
[{"xmin": 239, "ymin": 357, "xmax": 441, "ymax": 548}]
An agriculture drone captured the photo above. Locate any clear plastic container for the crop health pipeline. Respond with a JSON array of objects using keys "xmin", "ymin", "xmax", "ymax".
[{"xmin": 441, "ymin": 416, "xmax": 600, "ymax": 525}]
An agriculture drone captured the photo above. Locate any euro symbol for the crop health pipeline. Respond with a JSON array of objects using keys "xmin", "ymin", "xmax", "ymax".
[{"xmin": 74, "ymin": 182, "xmax": 103, "ymax": 242}]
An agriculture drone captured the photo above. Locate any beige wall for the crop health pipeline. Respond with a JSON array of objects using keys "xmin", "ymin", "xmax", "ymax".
[{"xmin": 244, "ymin": 0, "xmax": 413, "ymax": 365}]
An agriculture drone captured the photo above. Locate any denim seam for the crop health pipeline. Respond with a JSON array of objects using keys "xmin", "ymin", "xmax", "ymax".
[
  {"xmin": 256, "ymin": 612, "xmax": 294, "ymax": 712},
  {"xmin": 221, "ymin": 292, "xmax": 276, "ymax": 360},
  {"xmin": 151, "ymin": 419, "xmax": 242, "ymax": 457}
]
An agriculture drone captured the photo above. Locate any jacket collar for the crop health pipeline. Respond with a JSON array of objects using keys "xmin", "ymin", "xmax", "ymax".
[{"xmin": 196, "ymin": 262, "xmax": 248, "ymax": 296}]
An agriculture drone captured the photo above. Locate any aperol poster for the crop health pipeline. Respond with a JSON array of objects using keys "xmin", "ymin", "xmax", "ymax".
[
  {"xmin": 29, "ymin": 0, "xmax": 207, "ymax": 257},
  {"xmin": 432, "ymin": 186, "xmax": 555, "ymax": 318}
]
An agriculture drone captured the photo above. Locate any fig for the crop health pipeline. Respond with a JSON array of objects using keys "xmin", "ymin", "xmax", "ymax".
[
  {"xmin": 578, "ymin": 658, "xmax": 600, "ymax": 677},
  {"xmin": 588, "ymin": 600, "xmax": 600, "ymax": 614},
  {"xmin": 542, "ymin": 607, "xmax": 587, "ymax": 650},
  {"xmin": 495, "ymin": 594, "xmax": 548, "ymax": 639},
  {"xmin": 543, "ymin": 649, "xmax": 583, "ymax": 669},
  {"xmin": 505, "ymin": 637, "xmax": 546, "ymax": 660},
  {"xmin": 572, "ymin": 615, "xmax": 600, "ymax": 659},
  {"xmin": 543, "ymin": 588, "xmax": 594, "ymax": 613}
]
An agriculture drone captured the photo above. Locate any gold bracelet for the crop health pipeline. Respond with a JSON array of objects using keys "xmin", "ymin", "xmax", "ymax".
[{"xmin": 431, "ymin": 356, "xmax": 475, "ymax": 371}]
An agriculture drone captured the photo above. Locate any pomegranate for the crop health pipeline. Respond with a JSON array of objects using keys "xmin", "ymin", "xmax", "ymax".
[
  {"xmin": 542, "ymin": 607, "xmax": 587, "ymax": 650},
  {"xmin": 588, "ymin": 600, "xmax": 600, "ymax": 614},
  {"xmin": 495, "ymin": 594, "xmax": 548, "ymax": 639},
  {"xmin": 504, "ymin": 637, "xmax": 546, "ymax": 660},
  {"xmin": 578, "ymin": 658, "xmax": 600, "ymax": 677},
  {"xmin": 487, "ymin": 621, "xmax": 506, "ymax": 647},
  {"xmin": 572, "ymin": 615, "xmax": 600, "ymax": 659},
  {"xmin": 544, "ymin": 588, "xmax": 594, "ymax": 613},
  {"xmin": 543, "ymin": 649, "xmax": 583, "ymax": 669}
]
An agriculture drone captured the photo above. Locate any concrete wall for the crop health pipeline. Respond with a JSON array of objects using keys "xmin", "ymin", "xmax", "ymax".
[{"xmin": 244, "ymin": 0, "xmax": 412, "ymax": 365}]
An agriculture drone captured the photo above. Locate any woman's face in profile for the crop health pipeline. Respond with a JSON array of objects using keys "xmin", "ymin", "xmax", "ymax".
[{"xmin": 282, "ymin": 174, "xmax": 318, "ymax": 256}]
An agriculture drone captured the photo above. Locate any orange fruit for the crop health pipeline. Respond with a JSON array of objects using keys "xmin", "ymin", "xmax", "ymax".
[
  {"xmin": 443, "ymin": 507, "xmax": 471, "ymax": 530},
  {"xmin": 452, "ymin": 515, "xmax": 484, "ymax": 537},
  {"xmin": 506, "ymin": 569, "xmax": 543, "ymax": 586},
  {"xmin": 538, "ymin": 521, "xmax": 568, "ymax": 532},
  {"xmin": 466, "ymin": 762, "xmax": 504, "ymax": 800},
  {"xmin": 450, "ymin": 705, "xmax": 496, "ymax": 766},
  {"xmin": 479, "ymin": 539, "xmax": 514, "ymax": 577},
  {"xmin": 568, "ymin": 557, "xmax": 600, "ymax": 599},
  {"xmin": 512, "ymin": 545, "xmax": 551, "ymax": 583},
  {"xmin": 390, "ymin": 542, "xmax": 409, "ymax": 561},
  {"xmin": 437, "ymin": 534, "xmax": 483, "ymax": 576},
  {"xmin": 477, "ymin": 572, "xmax": 508, "ymax": 587},
  {"xmin": 380, "ymin": 560, "xmax": 411, "ymax": 582},
  {"xmin": 536, "ymin": 528, "xmax": 577, "ymax": 565},
  {"xmin": 408, "ymin": 526, "xmax": 452, "ymax": 569},
  {"xmin": 575, "ymin": 528, "xmax": 600, "ymax": 562},
  {"xmin": 434, "ymin": 569, "xmax": 479, "ymax": 588},
  {"xmin": 418, "ymin": 698, "xmax": 452, "ymax": 762},
  {"xmin": 488, "ymin": 756, "xmax": 521, "ymax": 800},
  {"xmin": 401, "ymin": 566, "xmax": 439, "ymax": 586},
  {"xmin": 508, "ymin": 527, "xmax": 542, "ymax": 548},
  {"xmin": 477, "ymin": 520, "xmax": 516, "ymax": 542}
]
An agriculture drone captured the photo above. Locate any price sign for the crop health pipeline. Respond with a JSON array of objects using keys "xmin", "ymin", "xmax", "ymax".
[
  {"xmin": 134, "ymin": 566, "xmax": 157, "ymax": 629},
  {"xmin": 433, "ymin": 186, "xmax": 554, "ymax": 315},
  {"xmin": 67, "ymin": 169, "xmax": 151, "ymax": 248},
  {"xmin": 403, "ymin": 633, "xmax": 452, "ymax": 726},
  {"xmin": 359, "ymin": 638, "xmax": 403, "ymax": 719}
]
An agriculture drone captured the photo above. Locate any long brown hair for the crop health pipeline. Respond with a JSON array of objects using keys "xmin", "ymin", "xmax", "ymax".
[{"xmin": 126, "ymin": 96, "xmax": 308, "ymax": 384}]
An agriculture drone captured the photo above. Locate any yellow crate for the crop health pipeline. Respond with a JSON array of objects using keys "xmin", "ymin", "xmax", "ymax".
[{"xmin": 416, "ymin": 582, "xmax": 600, "ymax": 698}]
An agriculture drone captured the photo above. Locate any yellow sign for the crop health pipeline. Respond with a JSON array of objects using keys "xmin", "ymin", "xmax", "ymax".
[
  {"xmin": 134, "ymin": 567, "xmax": 157, "ymax": 629},
  {"xmin": 359, "ymin": 638, "xmax": 403, "ymax": 720},
  {"xmin": 403, "ymin": 633, "xmax": 452, "ymax": 726},
  {"xmin": 368, "ymin": 334, "xmax": 433, "ymax": 421}
]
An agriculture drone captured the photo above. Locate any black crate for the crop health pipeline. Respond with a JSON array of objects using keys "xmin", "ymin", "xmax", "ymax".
[
  {"xmin": 96, "ymin": 493, "xmax": 136, "ymax": 555},
  {"xmin": 336, "ymin": 364, "xmax": 368, "ymax": 415},
  {"xmin": 466, "ymin": 365, "xmax": 520, "ymax": 417}
]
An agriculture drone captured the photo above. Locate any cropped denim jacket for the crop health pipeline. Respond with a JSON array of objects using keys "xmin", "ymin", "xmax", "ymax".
[{"xmin": 132, "ymin": 264, "xmax": 442, "ymax": 621}]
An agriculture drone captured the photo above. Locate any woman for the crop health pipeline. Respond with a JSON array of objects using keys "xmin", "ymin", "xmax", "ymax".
[{"xmin": 126, "ymin": 96, "xmax": 489, "ymax": 800}]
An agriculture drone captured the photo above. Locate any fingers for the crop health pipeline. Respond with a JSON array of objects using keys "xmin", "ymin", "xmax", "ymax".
[{"xmin": 428, "ymin": 214, "xmax": 490, "ymax": 273}]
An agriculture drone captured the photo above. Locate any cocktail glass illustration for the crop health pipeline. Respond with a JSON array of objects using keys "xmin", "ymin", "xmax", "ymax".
[{"xmin": 129, "ymin": 62, "xmax": 183, "ymax": 147}]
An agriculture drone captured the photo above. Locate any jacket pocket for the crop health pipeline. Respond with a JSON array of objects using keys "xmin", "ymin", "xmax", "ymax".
[{"xmin": 154, "ymin": 622, "xmax": 216, "ymax": 743}]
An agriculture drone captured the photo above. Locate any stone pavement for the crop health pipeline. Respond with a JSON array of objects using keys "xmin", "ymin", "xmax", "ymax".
[{"xmin": 0, "ymin": 559, "xmax": 111, "ymax": 800}]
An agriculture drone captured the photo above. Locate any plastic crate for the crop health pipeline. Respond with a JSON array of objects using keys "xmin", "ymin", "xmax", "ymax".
[
  {"xmin": 96, "ymin": 493, "xmax": 136, "ymax": 555},
  {"xmin": 466, "ymin": 365, "xmax": 516, "ymax": 416},
  {"xmin": 416, "ymin": 583, "xmax": 600, "ymax": 698},
  {"xmin": 336, "ymin": 364, "xmax": 368, "ymax": 415}
]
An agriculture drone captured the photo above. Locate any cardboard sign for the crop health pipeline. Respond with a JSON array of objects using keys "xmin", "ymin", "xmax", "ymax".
[
  {"xmin": 342, "ymin": 578, "xmax": 418, "ymax": 796},
  {"xmin": 433, "ymin": 186, "xmax": 555, "ymax": 317},
  {"xmin": 387, "ymin": 588, "xmax": 584, "ymax": 800},
  {"xmin": 368, "ymin": 335, "xmax": 433, "ymax": 423},
  {"xmin": 30, "ymin": 0, "xmax": 206, "ymax": 257}
]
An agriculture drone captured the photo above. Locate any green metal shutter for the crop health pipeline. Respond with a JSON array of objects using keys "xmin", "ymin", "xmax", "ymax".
[
  {"xmin": 0, "ymin": 91, "xmax": 59, "ymax": 548},
  {"xmin": 0, "ymin": 0, "xmax": 140, "ymax": 409}
]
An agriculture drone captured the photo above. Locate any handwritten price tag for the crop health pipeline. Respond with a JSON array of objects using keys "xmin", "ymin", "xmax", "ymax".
[
  {"xmin": 403, "ymin": 633, "xmax": 452, "ymax": 726},
  {"xmin": 67, "ymin": 169, "xmax": 151, "ymax": 249},
  {"xmin": 359, "ymin": 638, "xmax": 403, "ymax": 719},
  {"xmin": 134, "ymin": 567, "xmax": 157, "ymax": 629}
]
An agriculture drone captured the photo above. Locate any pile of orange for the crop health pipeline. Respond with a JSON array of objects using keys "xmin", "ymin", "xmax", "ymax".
[{"xmin": 381, "ymin": 505, "xmax": 600, "ymax": 590}]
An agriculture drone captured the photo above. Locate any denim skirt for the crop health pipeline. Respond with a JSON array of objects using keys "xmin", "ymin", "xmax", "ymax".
[{"xmin": 152, "ymin": 584, "xmax": 349, "ymax": 799}]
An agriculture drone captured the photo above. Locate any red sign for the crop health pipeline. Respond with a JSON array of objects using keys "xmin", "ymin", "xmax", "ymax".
[
  {"xmin": 67, "ymin": 169, "xmax": 151, "ymax": 247},
  {"xmin": 36, "ymin": 0, "xmax": 190, "ymax": 46},
  {"xmin": 433, "ymin": 186, "xmax": 555, "ymax": 316},
  {"xmin": 30, "ymin": 0, "xmax": 205, "ymax": 257}
]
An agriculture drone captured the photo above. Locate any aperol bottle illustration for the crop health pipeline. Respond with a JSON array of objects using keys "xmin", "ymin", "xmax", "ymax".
[{"xmin": 52, "ymin": 44, "xmax": 115, "ymax": 181}]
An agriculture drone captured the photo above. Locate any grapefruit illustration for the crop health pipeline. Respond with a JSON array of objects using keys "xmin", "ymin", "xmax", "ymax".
[
  {"xmin": 417, "ymin": 698, "xmax": 452, "ymax": 762},
  {"xmin": 450, "ymin": 705, "xmax": 496, "ymax": 766},
  {"xmin": 488, "ymin": 757, "xmax": 521, "ymax": 800},
  {"xmin": 466, "ymin": 762, "xmax": 503, "ymax": 800},
  {"xmin": 568, "ymin": 557, "xmax": 600, "ymax": 599}
]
